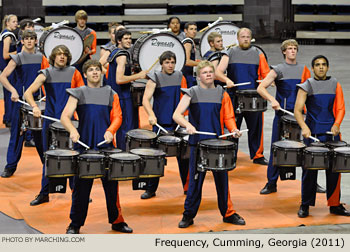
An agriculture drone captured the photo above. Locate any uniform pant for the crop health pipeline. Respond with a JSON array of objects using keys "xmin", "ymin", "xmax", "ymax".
[
  {"xmin": 183, "ymin": 146, "xmax": 235, "ymax": 219},
  {"xmin": 69, "ymin": 177, "xmax": 125, "ymax": 228},
  {"xmin": 301, "ymin": 135, "xmax": 341, "ymax": 206},
  {"xmin": 2, "ymin": 73, "xmax": 15, "ymax": 124}
]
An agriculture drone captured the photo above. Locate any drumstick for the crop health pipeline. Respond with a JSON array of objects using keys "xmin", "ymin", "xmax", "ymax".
[
  {"xmin": 175, "ymin": 124, "xmax": 180, "ymax": 131},
  {"xmin": 278, "ymin": 108, "xmax": 294, "ymax": 117},
  {"xmin": 226, "ymin": 43, "xmax": 237, "ymax": 49},
  {"xmin": 219, "ymin": 129, "xmax": 249, "ymax": 138},
  {"xmin": 309, "ymin": 136, "xmax": 320, "ymax": 142},
  {"xmin": 97, "ymin": 139, "xmax": 108, "ymax": 147},
  {"xmin": 326, "ymin": 131, "xmax": 335, "ymax": 135},
  {"xmin": 147, "ymin": 58, "xmax": 159, "ymax": 72},
  {"xmin": 199, "ymin": 17, "xmax": 223, "ymax": 33},
  {"xmin": 156, "ymin": 123, "xmax": 168, "ymax": 134},
  {"xmin": 32, "ymin": 18, "xmax": 41, "ymax": 23},
  {"xmin": 28, "ymin": 111, "xmax": 59, "ymax": 123},
  {"xmin": 223, "ymin": 81, "xmax": 251, "ymax": 88},
  {"xmin": 38, "ymin": 96, "xmax": 46, "ymax": 102},
  {"xmin": 195, "ymin": 131, "xmax": 217, "ymax": 136}
]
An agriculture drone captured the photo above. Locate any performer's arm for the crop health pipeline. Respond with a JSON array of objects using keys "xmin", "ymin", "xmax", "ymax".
[
  {"xmin": 222, "ymin": 92, "xmax": 240, "ymax": 138},
  {"xmin": 116, "ymin": 55, "xmax": 147, "ymax": 84},
  {"xmin": 2, "ymin": 37, "xmax": 16, "ymax": 60},
  {"xmin": 173, "ymin": 94, "xmax": 196, "ymax": 134},
  {"xmin": 0, "ymin": 59, "xmax": 18, "ymax": 101},
  {"xmin": 24, "ymin": 74, "xmax": 46, "ymax": 117},
  {"xmin": 257, "ymin": 69, "xmax": 280, "ymax": 110},
  {"xmin": 106, "ymin": 94, "xmax": 123, "ymax": 143},
  {"xmin": 294, "ymin": 89, "xmax": 310, "ymax": 138},
  {"xmin": 142, "ymin": 79, "xmax": 157, "ymax": 125},
  {"xmin": 184, "ymin": 43, "xmax": 198, "ymax": 67},
  {"xmin": 61, "ymin": 96, "xmax": 80, "ymax": 143},
  {"xmin": 332, "ymin": 82, "xmax": 345, "ymax": 136},
  {"xmin": 215, "ymin": 55, "xmax": 234, "ymax": 88}
]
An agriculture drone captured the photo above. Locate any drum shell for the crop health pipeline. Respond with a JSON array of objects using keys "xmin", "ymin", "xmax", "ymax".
[
  {"xmin": 130, "ymin": 81, "xmax": 146, "ymax": 107},
  {"xmin": 108, "ymin": 156, "xmax": 141, "ymax": 181},
  {"xmin": 101, "ymin": 148, "xmax": 123, "ymax": 169},
  {"xmin": 125, "ymin": 130, "xmax": 157, "ymax": 151},
  {"xmin": 44, "ymin": 151, "xmax": 78, "ymax": 177},
  {"xmin": 130, "ymin": 148, "xmax": 167, "ymax": 178},
  {"xmin": 49, "ymin": 121, "xmax": 78, "ymax": 150},
  {"xmin": 303, "ymin": 147, "xmax": 330, "ymax": 170},
  {"xmin": 272, "ymin": 145, "xmax": 304, "ymax": 167},
  {"xmin": 156, "ymin": 136, "xmax": 182, "ymax": 157},
  {"xmin": 332, "ymin": 149, "xmax": 350, "ymax": 173},
  {"xmin": 279, "ymin": 115, "xmax": 301, "ymax": 141},
  {"xmin": 180, "ymin": 139, "xmax": 190, "ymax": 159},
  {"xmin": 78, "ymin": 155, "xmax": 106, "ymax": 179},
  {"xmin": 20, "ymin": 105, "xmax": 45, "ymax": 131},
  {"xmin": 235, "ymin": 90, "xmax": 267, "ymax": 113}
]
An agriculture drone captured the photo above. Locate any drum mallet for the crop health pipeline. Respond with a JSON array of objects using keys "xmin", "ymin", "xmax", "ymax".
[
  {"xmin": 147, "ymin": 58, "xmax": 159, "ymax": 72},
  {"xmin": 223, "ymin": 81, "xmax": 251, "ymax": 88},
  {"xmin": 219, "ymin": 129, "xmax": 249, "ymax": 138},
  {"xmin": 156, "ymin": 123, "xmax": 168, "ymax": 134},
  {"xmin": 97, "ymin": 139, "xmax": 108, "ymax": 147},
  {"xmin": 199, "ymin": 17, "xmax": 223, "ymax": 33}
]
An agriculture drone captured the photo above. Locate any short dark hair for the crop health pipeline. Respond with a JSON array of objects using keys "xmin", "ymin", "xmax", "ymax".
[
  {"xmin": 21, "ymin": 30, "xmax": 37, "ymax": 40},
  {"xmin": 184, "ymin": 22, "xmax": 197, "ymax": 30},
  {"xmin": 19, "ymin": 19, "xmax": 34, "ymax": 30},
  {"xmin": 49, "ymin": 45, "xmax": 72, "ymax": 66},
  {"xmin": 115, "ymin": 29, "xmax": 131, "ymax": 44},
  {"xmin": 159, "ymin": 51, "xmax": 176, "ymax": 65},
  {"xmin": 311, "ymin": 55, "xmax": 329, "ymax": 67},
  {"xmin": 83, "ymin": 59, "xmax": 102, "ymax": 74},
  {"xmin": 167, "ymin": 16, "xmax": 181, "ymax": 27}
]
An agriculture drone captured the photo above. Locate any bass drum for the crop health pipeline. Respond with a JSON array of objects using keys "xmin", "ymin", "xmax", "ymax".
[
  {"xmin": 199, "ymin": 22, "xmax": 239, "ymax": 57},
  {"xmin": 132, "ymin": 33, "xmax": 185, "ymax": 73},
  {"xmin": 39, "ymin": 26, "xmax": 83, "ymax": 65},
  {"xmin": 34, "ymin": 23, "xmax": 45, "ymax": 43}
]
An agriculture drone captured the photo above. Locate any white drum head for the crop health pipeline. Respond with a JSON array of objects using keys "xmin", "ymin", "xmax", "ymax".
[
  {"xmin": 137, "ymin": 33, "xmax": 186, "ymax": 73},
  {"xmin": 34, "ymin": 24, "xmax": 45, "ymax": 42},
  {"xmin": 42, "ymin": 27, "xmax": 83, "ymax": 65},
  {"xmin": 199, "ymin": 22, "xmax": 240, "ymax": 57}
]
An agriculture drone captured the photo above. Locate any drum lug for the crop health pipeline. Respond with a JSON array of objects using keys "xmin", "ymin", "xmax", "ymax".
[
  {"xmin": 121, "ymin": 162, "xmax": 124, "ymax": 172},
  {"xmin": 311, "ymin": 154, "xmax": 314, "ymax": 165},
  {"xmin": 284, "ymin": 150, "xmax": 287, "ymax": 160},
  {"xmin": 57, "ymin": 157, "xmax": 61, "ymax": 171}
]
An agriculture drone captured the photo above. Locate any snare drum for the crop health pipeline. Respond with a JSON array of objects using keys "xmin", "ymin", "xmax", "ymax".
[
  {"xmin": 132, "ymin": 33, "xmax": 185, "ymax": 73},
  {"xmin": 272, "ymin": 140, "xmax": 306, "ymax": 167},
  {"xmin": 175, "ymin": 127, "xmax": 190, "ymax": 159},
  {"xmin": 197, "ymin": 139, "xmax": 237, "ymax": 172},
  {"xmin": 156, "ymin": 135, "xmax": 182, "ymax": 157},
  {"xmin": 130, "ymin": 80, "xmax": 146, "ymax": 107},
  {"xmin": 78, "ymin": 151, "xmax": 106, "ymax": 179},
  {"xmin": 235, "ymin": 89, "xmax": 267, "ymax": 113},
  {"xmin": 325, "ymin": 140, "xmax": 347, "ymax": 149},
  {"xmin": 108, "ymin": 152, "xmax": 141, "ymax": 180},
  {"xmin": 20, "ymin": 102, "xmax": 45, "ymax": 131},
  {"xmin": 44, "ymin": 149, "xmax": 79, "ymax": 177},
  {"xmin": 49, "ymin": 121, "xmax": 78, "ymax": 149},
  {"xmin": 280, "ymin": 115, "xmax": 301, "ymax": 141},
  {"xmin": 100, "ymin": 148, "xmax": 123, "ymax": 168},
  {"xmin": 125, "ymin": 129, "xmax": 157, "ymax": 151},
  {"xmin": 130, "ymin": 148, "xmax": 167, "ymax": 178},
  {"xmin": 332, "ymin": 147, "xmax": 350, "ymax": 173},
  {"xmin": 39, "ymin": 27, "xmax": 83, "ymax": 65},
  {"xmin": 303, "ymin": 146, "xmax": 330, "ymax": 170},
  {"xmin": 199, "ymin": 22, "xmax": 239, "ymax": 57}
]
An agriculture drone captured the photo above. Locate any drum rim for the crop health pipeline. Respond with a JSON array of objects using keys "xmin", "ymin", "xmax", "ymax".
[
  {"xmin": 199, "ymin": 21, "xmax": 239, "ymax": 57},
  {"xmin": 130, "ymin": 147, "xmax": 166, "ymax": 157},
  {"xmin": 79, "ymin": 153, "xmax": 105, "ymax": 159},
  {"xmin": 126, "ymin": 129, "xmax": 157, "ymax": 139},
  {"xmin": 198, "ymin": 138, "xmax": 236, "ymax": 148},
  {"xmin": 304, "ymin": 146, "xmax": 330, "ymax": 153},
  {"xmin": 109, "ymin": 152, "xmax": 141, "ymax": 161},
  {"xmin": 45, "ymin": 149, "xmax": 80, "ymax": 157},
  {"xmin": 157, "ymin": 135, "xmax": 182, "ymax": 143},
  {"xmin": 333, "ymin": 146, "xmax": 350, "ymax": 154},
  {"xmin": 235, "ymin": 89, "xmax": 259, "ymax": 95},
  {"xmin": 272, "ymin": 140, "xmax": 306, "ymax": 149}
]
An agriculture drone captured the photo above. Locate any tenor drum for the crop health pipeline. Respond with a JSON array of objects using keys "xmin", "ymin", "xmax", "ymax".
[
  {"xmin": 310, "ymin": 141, "xmax": 326, "ymax": 147},
  {"xmin": 130, "ymin": 79, "xmax": 147, "ymax": 107},
  {"xmin": 156, "ymin": 135, "xmax": 182, "ymax": 157},
  {"xmin": 20, "ymin": 101, "xmax": 45, "ymax": 131},
  {"xmin": 44, "ymin": 149, "xmax": 79, "ymax": 177},
  {"xmin": 303, "ymin": 146, "xmax": 330, "ymax": 170},
  {"xmin": 199, "ymin": 22, "xmax": 239, "ymax": 57},
  {"xmin": 272, "ymin": 140, "xmax": 306, "ymax": 167},
  {"xmin": 130, "ymin": 148, "xmax": 167, "ymax": 178},
  {"xmin": 235, "ymin": 89, "xmax": 267, "ymax": 113},
  {"xmin": 175, "ymin": 127, "xmax": 190, "ymax": 159},
  {"xmin": 132, "ymin": 33, "xmax": 185, "ymax": 73},
  {"xmin": 100, "ymin": 148, "xmax": 123, "ymax": 169},
  {"xmin": 78, "ymin": 151, "xmax": 106, "ymax": 179},
  {"xmin": 197, "ymin": 139, "xmax": 237, "ymax": 172},
  {"xmin": 39, "ymin": 27, "xmax": 83, "ymax": 65},
  {"xmin": 108, "ymin": 152, "xmax": 141, "ymax": 180},
  {"xmin": 125, "ymin": 129, "xmax": 157, "ymax": 151},
  {"xmin": 332, "ymin": 147, "xmax": 350, "ymax": 173},
  {"xmin": 49, "ymin": 121, "xmax": 79, "ymax": 149},
  {"xmin": 280, "ymin": 115, "xmax": 301, "ymax": 141},
  {"xmin": 325, "ymin": 140, "xmax": 347, "ymax": 149}
]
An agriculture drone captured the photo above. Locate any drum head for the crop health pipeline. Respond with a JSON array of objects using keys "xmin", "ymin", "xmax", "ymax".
[
  {"xmin": 23, "ymin": 101, "xmax": 45, "ymax": 112},
  {"xmin": 304, "ymin": 146, "xmax": 329, "ymax": 153},
  {"xmin": 134, "ymin": 33, "xmax": 186, "ymax": 73},
  {"xmin": 79, "ymin": 153, "xmax": 105, "ymax": 159},
  {"xmin": 273, "ymin": 140, "xmax": 306, "ymax": 149},
  {"xmin": 109, "ymin": 152, "xmax": 141, "ymax": 161},
  {"xmin": 131, "ymin": 82, "xmax": 146, "ymax": 89},
  {"xmin": 199, "ymin": 22, "xmax": 239, "ymax": 57},
  {"xmin": 51, "ymin": 120, "xmax": 78, "ymax": 130},
  {"xmin": 281, "ymin": 114, "xmax": 297, "ymax": 123},
  {"xmin": 334, "ymin": 147, "xmax": 350, "ymax": 154},
  {"xmin": 236, "ymin": 89, "xmax": 258, "ymax": 95},
  {"xmin": 45, "ymin": 149, "xmax": 79, "ymax": 157},
  {"xmin": 130, "ymin": 148, "xmax": 166, "ymax": 157},
  {"xmin": 34, "ymin": 24, "xmax": 45, "ymax": 42},
  {"xmin": 310, "ymin": 141, "xmax": 326, "ymax": 147},
  {"xmin": 199, "ymin": 139, "xmax": 234, "ymax": 148},
  {"xmin": 158, "ymin": 135, "xmax": 181, "ymax": 143},
  {"xmin": 100, "ymin": 148, "xmax": 122, "ymax": 155},
  {"xmin": 42, "ymin": 27, "xmax": 83, "ymax": 65},
  {"xmin": 326, "ymin": 141, "xmax": 347, "ymax": 148},
  {"xmin": 126, "ymin": 129, "xmax": 157, "ymax": 140},
  {"xmin": 175, "ymin": 127, "xmax": 189, "ymax": 137}
]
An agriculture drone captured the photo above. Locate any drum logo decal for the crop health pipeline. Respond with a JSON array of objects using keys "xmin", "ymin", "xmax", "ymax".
[
  {"xmin": 214, "ymin": 28, "xmax": 236, "ymax": 35},
  {"xmin": 151, "ymin": 38, "xmax": 174, "ymax": 48},
  {"xmin": 53, "ymin": 32, "xmax": 76, "ymax": 41}
]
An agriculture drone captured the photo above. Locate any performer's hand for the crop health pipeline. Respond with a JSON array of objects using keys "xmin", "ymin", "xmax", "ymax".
[
  {"xmin": 331, "ymin": 124, "xmax": 340, "ymax": 136},
  {"xmin": 104, "ymin": 131, "xmax": 114, "ymax": 143},
  {"xmin": 84, "ymin": 47, "xmax": 91, "ymax": 54},
  {"xmin": 138, "ymin": 70, "xmax": 148, "ymax": 79},
  {"xmin": 301, "ymin": 126, "xmax": 311, "ymax": 139},
  {"xmin": 225, "ymin": 79, "xmax": 235, "ymax": 88},
  {"xmin": 148, "ymin": 115, "xmax": 157, "ymax": 126},
  {"xmin": 186, "ymin": 124, "xmax": 196, "ymax": 135},
  {"xmin": 270, "ymin": 99, "xmax": 281, "ymax": 111},
  {"xmin": 32, "ymin": 105, "xmax": 41, "ymax": 118},
  {"xmin": 231, "ymin": 129, "xmax": 241, "ymax": 138},
  {"xmin": 70, "ymin": 129, "xmax": 80, "ymax": 143},
  {"xmin": 11, "ymin": 90, "xmax": 19, "ymax": 102}
]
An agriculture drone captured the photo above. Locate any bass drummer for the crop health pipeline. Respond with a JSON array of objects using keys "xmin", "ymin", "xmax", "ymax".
[
  {"xmin": 216, "ymin": 27, "xmax": 270, "ymax": 165},
  {"xmin": 0, "ymin": 30, "xmax": 49, "ymax": 178},
  {"xmin": 141, "ymin": 50, "xmax": 188, "ymax": 199},
  {"xmin": 182, "ymin": 22, "xmax": 199, "ymax": 88}
]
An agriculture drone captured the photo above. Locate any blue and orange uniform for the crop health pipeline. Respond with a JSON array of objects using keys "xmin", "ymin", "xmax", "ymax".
[
  {"xmin": 266, "ymin": 63, "xmax": 310, "ymax": 185},
  {"xmin": 0, "ymin": 29, "xmax": 17, "ymax": 125},
  {"xmin": 38, "ymin": 66, "xmax": 84, "ymax": 196},
  {"xmin": 297, "ymin": 77, "xmax": 345, "ymax": 207},
  {"xmin": 144, "ymin": 70, "xmax": 189, "ymax": 193},
  {"xmin": 182, "ymin": 85, "xmax": 239, "ymax": 220},
  {"xmin": 3, "ymin": 51, "xmax": 49, "ymax": 175},
  {"xmin": 67, "ymin": 85, "xmax": 127, "ymax": 229},
  {"xmin": 106, "ymin": 48, "xmax": 138, "ymax": 151},
  {"xmin": 224, "ymin": 46, "xmax": 269, "ymax": 161},
  {"xmin": 182, "ymin": 38, "xmax": 197, "ymax": 88}
]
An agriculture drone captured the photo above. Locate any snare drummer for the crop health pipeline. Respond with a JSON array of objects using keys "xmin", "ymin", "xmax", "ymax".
[
  {"xmin": 24, "ymin": 45, "xmax": 84, "ymax": 206},
  {"xmin": 61, "ymin": 60, "xmax": 132, "ymax": 234},
  {"xmin": 141, "ymin": 51, "xmax": 188, "ymax": 199},
  {"xmin": 294, "ymin": 55, "xmax": 350, "ymax": 218},
  {"xmin": 182, "ymin": 22, "xmax": 199, "ymax": 88},
  {"xmin": 216, "ymin": 27, "xmax": 270, "ymax": 165},
  {"xmin": 0, "ymin": 30, "xmax": 49, "ymax": 178},
  {"xmin": 173, "ymin": 60, "xmax": 245, "ymax": 228}
]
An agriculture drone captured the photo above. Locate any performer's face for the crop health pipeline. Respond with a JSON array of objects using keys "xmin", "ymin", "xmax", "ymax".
[
  {"xmin": 84, "ymin": 66, "xmax": 102, "ymax": 85},
  {"xmin": 54, "ymin": 51, "xmax": 68, "ymax": 68},
  {"xmin": 120, "ymin": 34, "xmax": 132, "ymax": 49},
  {"xmin": 312, "ymin": 58, "xmax": 328, "ymax": 80},
  {"xmin": 283, "ymin": 45, "xmax": 298, "ymax": 61},
  {"xmin": 169, "ymin": 18, "xmax": 180, "ymax": 34},
  {"xmin": 77, "ymin": 18, "xmax": 87, "ymax": 28},
  {"xmin": 185, "ymin": 25, "xmax": 197, "ymax": 39},
  {"xmin": 109, "ymin": 27, "xmax": 116, "ymax": 42},
  {"xmin": 198, "ymin": 66, "xmax": 215, "ymax": 86},
  {"xmin": 238, "ymin": 30, "xmax": 251, "ymax": 49},
  {"xmin": 22, "ymin": 37, "xmax": 36, "ymax": 50},
  {"xmin": 211, "ymin": 36, "xmax": 223, "ymax": 51},
  {"xmin": 7, "ymin": 16, "xmax": 18, "ymax": 31},
  {"xmin": 161, "ymin": 58, "xmax": 176, "ymax": 75}
]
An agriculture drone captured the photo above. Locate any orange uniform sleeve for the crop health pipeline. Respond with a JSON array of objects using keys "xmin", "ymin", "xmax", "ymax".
[
  {"xmin": 105, "ymin": 64, "xmax": 109, "ymax": 80},
  {"xmin": 301, "ymin": 66, "xmax": 311, "ymax": 83},
  {"xmin": 41, "ymin": 56, "xmax": 50, "ymax": 70},
  {"xmin": 89, "ymin": 30, "xmax": 97, "ymax": 56},
  {"xmin": 258, "ymin": 53, "xmax": 270, "ymax": 80},
  {"xmin": 180, "ymin": 75, "xmax": 189, "ymax": 116},
  {"xmin": 220, "ymin": 92, "xmax": 237, "ymax": 133},
  {"xmin": 107, "ymin": 94, "xmax": 123, "ymax": 135},
  {"xmin": 333, "ymin": 82, "xmax": 345, "ymax": 127},
  {"xmin": 71, "ymin": 70, "xmax": 85, "ymax": 88}
]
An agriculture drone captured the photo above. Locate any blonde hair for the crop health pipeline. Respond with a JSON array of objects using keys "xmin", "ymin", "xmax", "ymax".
[
  {"xmin": 196, "ymin": 60, "xmax": 215, "ymax": 76},
  {"xmin": 280, "ymin": 39, "xmax": 299, "ymax": 54},
  {"xmin": 75, "ymin": 10, "xmax": 88, "ymax": 22},
  {"xmin": 207, "ymin": 32, "xmax": 222, "ymax": 44},
  {"xmin": 237, "ymin": 27, "xmax": 252, "ymax": 38},
  {"xmin": 2, "ymin": 14, "xmax": 17, "ymax": 31}
]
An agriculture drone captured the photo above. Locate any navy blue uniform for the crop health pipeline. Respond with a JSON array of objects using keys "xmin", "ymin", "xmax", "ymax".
[{"xmin": 182, "ymin": 38, "xmax": 197, "ymax": 88}]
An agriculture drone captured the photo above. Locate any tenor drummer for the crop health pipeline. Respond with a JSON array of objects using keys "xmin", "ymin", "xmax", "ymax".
[
  {"xmin": 141, "ymin": 51, "xmax": 188, "ymax": 199},
  {"xmin": 173, "ymin": 60, "xmax": 245, "ymax": 228},
  {"xmin": 182, "ymin": 22, "xmax": 199, "ymax": 88},
  {"xmin": 294, "ymin": 55, "xmax": 350, "ymax": 218},
  {"xmin": 24, "ymin": 45, "xmax": 84, "ymax": 206},
  {"xmin": 216, "ymin": 27, "xmax": 270, "ymax": 165},
  {"xmin": 0, "ymin": 30, "xmax": 49, "ymax": 178},
  {"xmin": 104, "ymin": 29, "xmax": 147, "ymax": 151},
  {"xmin": 61, "ymin": 60, "xmax": 132, "ymax": 234}
]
